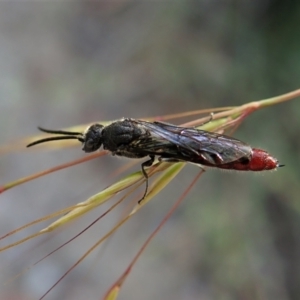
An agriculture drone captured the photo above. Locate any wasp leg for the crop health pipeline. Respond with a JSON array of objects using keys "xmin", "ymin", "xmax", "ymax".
[
  {"xmin": 199, "ymin": 150, "xmax": 224, "ymax": 164},
  {"xmin": 138, "ymin": 155, "xmax": 155, "ymax": 204}
]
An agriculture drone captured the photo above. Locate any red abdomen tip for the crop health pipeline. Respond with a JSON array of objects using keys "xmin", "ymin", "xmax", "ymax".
[
  {"xmin": 247, "ymin": 148, "xmax": 279, "ymax": 171},
  {"xmin": 216, "ymin": 148, "xmax": 281, "ymax": 171}
]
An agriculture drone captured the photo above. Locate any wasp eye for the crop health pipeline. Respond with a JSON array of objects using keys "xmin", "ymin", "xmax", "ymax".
[
  {"xmin": 83, "ymin": 137, "xmax": 102, "ymax": 152},
  {"xmin": 83, "ymin": 139, "xmax": 94, "ymax": 151}
]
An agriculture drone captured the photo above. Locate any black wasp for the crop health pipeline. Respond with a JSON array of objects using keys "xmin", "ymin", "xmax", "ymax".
[{"xmin": 27, "ymin": 118, "xmax": 281, "ymax": 200}]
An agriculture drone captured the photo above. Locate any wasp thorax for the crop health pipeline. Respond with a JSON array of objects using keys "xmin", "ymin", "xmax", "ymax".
[{"xmin": 82, "ymin": 124, "xmax": 104, "ymax": 153}]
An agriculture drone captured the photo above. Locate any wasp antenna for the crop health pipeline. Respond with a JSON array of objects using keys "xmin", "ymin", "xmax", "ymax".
[
  {"xmin": 278, "ymin": 164, "xmax": 285, "ymax": 168},
  {"xmin": 37, "ymin": 127, "xmax": 82, "ymax": 136},
  {"xmin": 27, "ymin": 136, "xmax": 81, "ymax": 148}
]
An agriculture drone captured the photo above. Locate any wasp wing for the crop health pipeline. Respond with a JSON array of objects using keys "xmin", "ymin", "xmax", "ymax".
[{"xmin": 136, "ymin": 120, "xmax": 252, "ymax": 164}]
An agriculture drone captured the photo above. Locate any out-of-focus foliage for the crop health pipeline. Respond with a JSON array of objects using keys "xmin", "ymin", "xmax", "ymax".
[{"xmin": 0, "ymin": 2, "xmax": 300, "ymax": 300}]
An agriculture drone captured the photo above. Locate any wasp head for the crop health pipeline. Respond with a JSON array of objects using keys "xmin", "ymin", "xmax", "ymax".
[{"xmin": 82, "ymin": 124, "xmax": 104, "ymax": 153}]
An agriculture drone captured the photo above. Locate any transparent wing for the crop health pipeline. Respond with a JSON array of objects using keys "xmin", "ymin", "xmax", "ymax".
[{"xmin": 135, "ymin": 120, "xmax": 252, "ymax": 164}]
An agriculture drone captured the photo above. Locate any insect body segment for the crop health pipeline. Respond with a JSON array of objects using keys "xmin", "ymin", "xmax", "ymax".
[{"xmin": 27, "ymin": 118, "xmax": 282, "ymax": 200}]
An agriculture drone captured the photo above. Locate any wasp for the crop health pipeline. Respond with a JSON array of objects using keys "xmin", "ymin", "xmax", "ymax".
[{"xmin": 27, "ymin": 118, "xmax": 283, "ymax": 200}]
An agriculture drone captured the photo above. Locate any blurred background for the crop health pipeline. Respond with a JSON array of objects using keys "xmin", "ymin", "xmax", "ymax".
[{"xmin": 0, "ymin": 1, "xmax": 300, "ymax": 300}]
